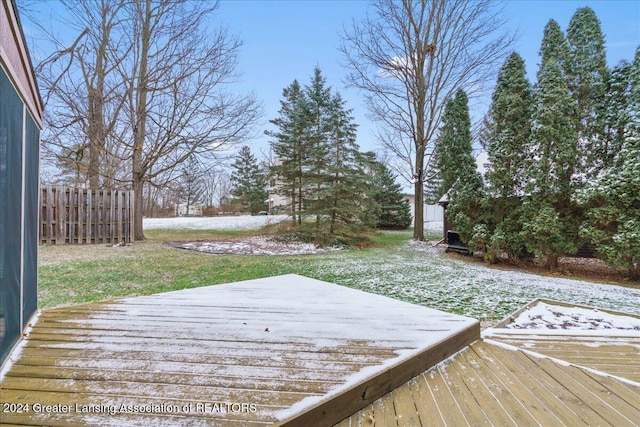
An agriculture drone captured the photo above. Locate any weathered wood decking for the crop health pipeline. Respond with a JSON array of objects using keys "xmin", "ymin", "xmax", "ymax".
[
  {"xmin": 337, "ymin": 299, "xmax": 640, "ymax": 427},
  {"xmin": 0, "ymin": 274, "xmax": 479, "ymax": 426},
  {"xmin": 335, "ymin": 339, "xmax": 640, "ymax": 426}
]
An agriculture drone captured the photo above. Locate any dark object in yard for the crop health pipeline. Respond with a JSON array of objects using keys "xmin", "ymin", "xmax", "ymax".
[{"xmin": 445, "ymin": 230, "xmax": 473, "ymax": 256}]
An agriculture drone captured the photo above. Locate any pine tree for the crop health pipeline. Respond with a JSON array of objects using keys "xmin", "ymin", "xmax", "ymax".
[
  {"xmin": 580, "ymin": 135, "xmax": 640, "ymax": 279},
  {"xmin": 323, "ymin": 93, "xmax": 367, "ymax": 235},
  {"xmin": 484, "ymin": 52, "xmax": 532, "ymax": 260},
  {"xmin": 539, "ymin": 20, "xmax": 570, "ymax": 72},
  {"xmin": 267, "ymin": 80, "xmax": 309, "ymax": 224},
  {"xmin": 437, "ymin": 89, "xmax": 484, "ymax": 247},
  {"xmin": 366, "ymin": 156, "xmax": 412, "ymax": 229},
  {"xmin": 303, "ymin": 68, "xmax": 335, "ymax": 229},
  {"xmin": 268, "ymin": 68, "xmax": 374, "ymax": 245},
  {"xmin": 230, "ymin": 146, "xmax": 268, "ymax": 215},
  {"xmin": 523, "ymin": 56, "xmax": 577, "ymax": 269},
  {"xmin": 435, "ymin": 89, "xmax": 479, "ymax": 198},
  {"xmin": 566, "ymin": 7, "xmax": 609, "ymax": 181}
]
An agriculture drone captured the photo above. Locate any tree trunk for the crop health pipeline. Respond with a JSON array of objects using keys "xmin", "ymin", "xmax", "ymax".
[
  {"xmin": 414, "ymin": 146, "xmax": 425, "ymax": 241},
  {"xmin": 132, "ymin": 0, "xmax": 151, "ymax": 241}
]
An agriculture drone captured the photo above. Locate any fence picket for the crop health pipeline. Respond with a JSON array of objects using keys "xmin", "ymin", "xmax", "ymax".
[{"xmin": 40, "ymin": 185, "xmax": 134, "ymax": 244}]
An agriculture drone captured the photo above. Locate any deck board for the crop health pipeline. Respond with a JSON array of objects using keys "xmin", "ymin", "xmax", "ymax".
[{"xmin": 1, "ymin": 274, "xmax": 478, "ymax": 426}]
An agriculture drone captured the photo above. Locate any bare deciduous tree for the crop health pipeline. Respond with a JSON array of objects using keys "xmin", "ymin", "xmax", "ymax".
[
  {"xmin": 124, "ymin": 0, "xmax": 261, "ymax": 239},
  {"xmin": 34, "ymin": 0, "xmax": 130, "ymax": 188},
  {"xmin": 24, "ymin": 0, "xmax": 261, "ymax": 239},
  {"xmin": 341, "ymin": 0, "xmax": 513, "ymax": 240}
]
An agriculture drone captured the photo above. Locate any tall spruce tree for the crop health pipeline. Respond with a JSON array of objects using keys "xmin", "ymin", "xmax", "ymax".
[
  {"xmin": 324, "ymin": 93, "xmax": 366, "ymax": 235},
  {"xmin": 539, "ymin": 20, "xmax": 570, "ymax": 73},
  {"xmin": 435, "ymin": 89, "xmax": 478, "ymax": 198},
  {"xmin": 484, "ymin": 52, "xmax": 532, "ymax": 260},
  {"xmin": 523, "ymin": 55, "xmax": 577, "ymax": 269},
  {"xmin": 267, "ymin": 80, "xmax": 308, "ymax": 225},
  {"xmin": 566, "ymin": 7, "xmax": 609, "ymax": 181},
  {"xmin": 230, "ymin": 146, "xmax": 268, "ymax": 215},
  {"xmin": 579, "ymin": 46, "xmax": 640, "ymax": 279},
  {"xmin": 303, "ymin": 68, "xmax": 335, "ymax": 229},
  {"xmin": 437, "ymin": 90, "xmax": 484, "ymax": 246}
]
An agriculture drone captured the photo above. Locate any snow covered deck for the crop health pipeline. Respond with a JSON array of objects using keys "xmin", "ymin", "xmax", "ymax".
[
  {"xmin": 0, "ymin": 274, "xmax": 479, "ymax": 426},
  {"xmin": 485, "ymin": 299, "xmax": 640, "ymax": 383},
  {"xmin": 338, "ymin": 299, "xmax": 640, "ymax": 426}
]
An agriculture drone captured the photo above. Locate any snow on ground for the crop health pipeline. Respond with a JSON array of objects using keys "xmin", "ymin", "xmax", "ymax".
[
  {"xmin": 143, "ymin": 215, "xmax": 288, "ymax": 230},
  {"xmin": 177, "ymin": 236, "xmax": 339, "ymax": 255},
  {"xmin": 304, "ymin": 239, "xmax": 640, "ymax": 322},
  {"xmin": 506, "ymin": 301, "xmax": 640, "ymax": 330}
]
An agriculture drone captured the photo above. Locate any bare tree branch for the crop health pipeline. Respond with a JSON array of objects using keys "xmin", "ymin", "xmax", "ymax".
[{"xmin": 341, "ymin": 0, "xmax": 513, "ymax": 240}]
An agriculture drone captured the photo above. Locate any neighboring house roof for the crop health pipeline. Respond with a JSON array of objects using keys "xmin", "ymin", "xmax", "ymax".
[{"xmin": 0, "ymin": 0, "xmax": 43, "ymax": 127}]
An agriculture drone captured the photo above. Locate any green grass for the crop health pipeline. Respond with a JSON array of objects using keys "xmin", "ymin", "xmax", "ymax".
[
  {"xmin": 38, "ymin": 228, "xmax": 417, "ymax": 308},
  {"xmin": 38, "ymin": 226, "xmax": 640, "ymax": 323}
]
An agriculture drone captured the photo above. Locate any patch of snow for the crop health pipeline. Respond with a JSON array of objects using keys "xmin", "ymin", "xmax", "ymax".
[
  {"xmin": 505, "ymin": 302, "xmax": 640, "ymax": 330},
  {"xmin": 143, "ymin": 215, "xmax": 288, "ymax": 230},
  {"xmin": 177, "ymin": 236, "xmax": 340, "ymax": 256}
]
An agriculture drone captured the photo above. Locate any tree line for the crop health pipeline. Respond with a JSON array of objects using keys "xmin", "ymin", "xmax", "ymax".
[{"xmin": 433, "ymin": 7, "xmax": 639, "ymax": 278}]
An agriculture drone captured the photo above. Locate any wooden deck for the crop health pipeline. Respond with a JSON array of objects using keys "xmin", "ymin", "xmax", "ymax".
[
  {"xmin": 335, "ymin": 339, "xmax": 640, "ymax": 427},
  {"xmin": 337, "ymin": 299, "xmax": 640, "ymax": 427},
  {"xmin": 0, "ymin": 274, "xmax": 479, "ymax": 426}
]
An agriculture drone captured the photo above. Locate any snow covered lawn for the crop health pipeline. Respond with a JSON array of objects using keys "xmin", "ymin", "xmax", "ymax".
[
  {"xmin": 305, "ymin": 239, "xmax": 640, "ymax": 322},
  {"xmin": 143, "ymin": 215, "xmax": 288, "ymax": 230}
]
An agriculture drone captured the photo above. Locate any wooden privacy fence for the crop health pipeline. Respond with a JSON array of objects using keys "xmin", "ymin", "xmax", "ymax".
[{"xmin": 40, "ymin": 185, "xmax": 134, "ymax": 244}]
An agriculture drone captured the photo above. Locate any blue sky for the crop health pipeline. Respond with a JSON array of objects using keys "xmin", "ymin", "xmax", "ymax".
[
  {"xmin": 215, "ymin": 0, "xmax": 639, "ymax": 158},
  {"xmin": 21, "ymin": 1, "xmax": 640, "ymax": 167}
]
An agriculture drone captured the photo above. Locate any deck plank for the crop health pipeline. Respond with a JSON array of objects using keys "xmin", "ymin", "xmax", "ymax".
[
  {"xmin": 523, "ymin": 355, "xmax": 636, "ymax": 427},
  {"xmin": 406, "ymin": 375, "xmax": 445, "ymax": 427},
  {"xmin": 371, "ymin": 393, "xmax": 397, "ymax": 427},
  {"xmin": 390, "ymin": 382, "xmax": 421, "ymax": 427},
  {"xmin": 421, "ymin": 365, "xmax": 471, "ymax": 426}
]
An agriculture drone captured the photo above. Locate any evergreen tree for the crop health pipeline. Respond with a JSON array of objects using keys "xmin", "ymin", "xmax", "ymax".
[
  {"xmin": 267, "ymin": 80, "xmax": 309, "ymax": 224},
  {"xmin": 629, "ymin": 46, "xmax": 640, "ymax": 133},
  {"xmin": 323, "ymin": 93, "xmax": 367, "ymax": 235},
  {"xmin": 603, "ymin": 61, "xmax": 632, "ymax": 168},
  {"xmin": 267, "ymin": 68, "xmax": 374, "ymax": 245},
  {"xmin": 580, "ymin": 135, "xmax": 640, "ymax": 279},
  {"xmin": 523, "ymin": 57, "xmax": 577, "ymax": 269},
  {"xmin": 367, "ymin": 157, "xmax": 412, "ymax": 229},
  {"xmin": 230, "ymin": 146, "xmax": 268, "ymax": 215},
  {"xmin": 302, "ymin": 68, "xmax": 335, "ymax": 228},
  {"xmin": 435, "ymin": 89, "xmax": 478, "ymax": 198},
  {"xmin": 437, "ymin": 90, "xmax": 484, "ymax": 247},
  {"xmin": 566, "ymin": 7, "xmax": 609, "ymax": 181},
  {"xmin": 423, "ymin": 142, "xmax": 443, "ymax": 205},
  {"xmin": 539, "ymin": 20, "xmax": 570, "ymax": 73},
  {"xmin": 484, "ymin": 52, "xmax": 532, "ymax": 260}
]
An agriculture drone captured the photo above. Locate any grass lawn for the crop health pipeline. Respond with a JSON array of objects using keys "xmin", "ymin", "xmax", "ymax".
[{"xmin": 38, "ymin": 227, "xmax": 640, "ymax": 324}]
